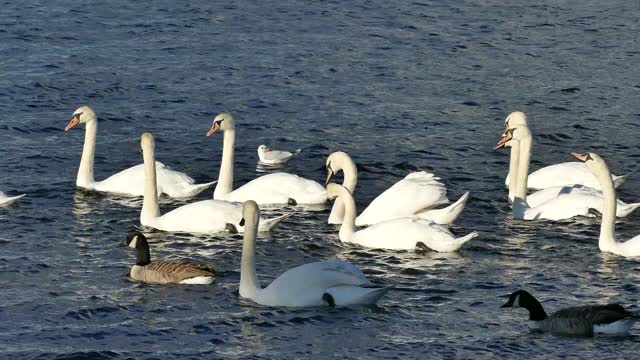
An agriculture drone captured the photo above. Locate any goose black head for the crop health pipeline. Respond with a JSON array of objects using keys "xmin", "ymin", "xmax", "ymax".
[
  {"xmin": 125, "ymin": 232, "xmax": 147, "ymax": 248},
  {"xmin": 501, "ymin": 290, "xmax": 548, "ymax": 321}
]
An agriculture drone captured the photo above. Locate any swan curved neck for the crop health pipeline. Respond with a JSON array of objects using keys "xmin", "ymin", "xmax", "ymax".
[
  {"xmin": 240, "ymin": 219, "xmax": 260, "ymax": 299},
  {"xmin": 337, "ymin": 189, "xmax": 357, "ymax": 241},
  {"xmin": 593, "ymin": 161, "xmax": 618, "ymax": 248},
  {"xmin": 328, "ymin": 156, "xmax": 358, "ymax": 222},
  {"xmin": 507, "ymin": 141, "xmax": 520, "ymax": 202},
  {"xmin": 514, "ymin": 130, "xmax": 532, "ymax": 202},
  {"xmin": 77, "ymin": 120, "xmax": 97, "ymax": 188},
  {"xmin": 141, "ymin": 144, "xmax": 160, "ymax": 222},
  {"xmin": 214, "ymin": 129, "xmax": 235, "ymax": 199}
]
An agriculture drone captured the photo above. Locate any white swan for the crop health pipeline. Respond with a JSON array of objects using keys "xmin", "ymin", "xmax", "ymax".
[
  {"xmin": 495, "ymin": 127, "xmax": 640, "ymax": 220},
  {"xmin": 574, "ymin": 152, "xmax": 640, "ymax": 257},
  {"xmin": 66, "ymin": 106, "xmax": 215, "ymax": 198},
  {"xmin": 502, "ymin": 112, "xmax": 627, "ymax": 192},
  {"xmin": 0, "ymin": 191, "xmax": 25, "ymax": 207},
  {"xmin": 257, "ymin": 145, "xmax": 302, "ymax": 165},
  {"xmin": 326, "ymin": 184, "xmax": 478, "ymax": 252},
  {"xmin": 325, "ymin": 151, "xmax": 469, "ymax": 226},
  {"xmin": 239, "ymin": 200, "xmax": 388, "ymax": 307},
  {"xmin": 206, "ymin": 113, "xmax": 326, "ymax": 205},
  {"xmin": 140, "ymin": 133, "xmax": 288, "ymax": 234}
]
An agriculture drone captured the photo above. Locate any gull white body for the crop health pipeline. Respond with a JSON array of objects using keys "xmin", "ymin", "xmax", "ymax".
[{"xmin": 257, "ymin": 145, "xmax": 302, "ymax": 165}]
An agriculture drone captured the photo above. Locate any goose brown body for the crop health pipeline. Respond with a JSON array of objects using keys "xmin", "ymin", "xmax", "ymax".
[{"xmin": 126, "ymin": 232, "xmax": 216, "ymax": 285}]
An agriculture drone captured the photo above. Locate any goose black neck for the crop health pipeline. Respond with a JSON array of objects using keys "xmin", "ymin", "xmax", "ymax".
[
  {"xmin": 135, "ymin": 237, "xmax": 151, "ymax": 266},
  {"xmin": 523, "ymin": 296, "xmax": 548, "ymax": 321}
]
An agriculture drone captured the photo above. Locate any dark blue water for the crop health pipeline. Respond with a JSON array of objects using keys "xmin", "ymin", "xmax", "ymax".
[{"xmin": 2, "ymin": 1, "xmax": 640, "ymax": 358}]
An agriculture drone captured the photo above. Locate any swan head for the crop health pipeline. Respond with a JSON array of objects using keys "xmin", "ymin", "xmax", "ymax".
[
  {"xmin": 240, "ymin": 200, "xmax": 260, "ymax": 229},
  {"xmin": 325, "ymin": 151, "xmax": 353, "ymax": 185},
  {"xmin": 141, "ymin": 132, "xmax": 155, "ymax": 152},
  {"xmin": 504, "ymin": 112, "xmax": 527, "ymax": 129},
  {"xmin": 326, "ymin": 183, "xmax": 350, "ymax": 200},
  {"xmin": 572, "ymin": 152, "xmax": 606, "ymax": 173},
  {"xmin": 207, "ymin": 113, "xmax": 234, "ymax": 136},
  {"xmin": 125, "ymin": 231, "xmax": 147, "ymax": 249},
  {"xmin": 65, "ymin": 106, "xmax": 97, "ymax": 131},
  {"xmin": 494, "ymin": 127, "xmax": 515, "ymax": 150},
  {"xmin": 494, "ymin": 126, "xmax": 531, "ymax": 150}
]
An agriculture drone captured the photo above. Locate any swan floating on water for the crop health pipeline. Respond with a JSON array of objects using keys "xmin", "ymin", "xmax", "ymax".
[
  {"xmin": 239, "ymin": 200, "xmax": 388, "ymax": 307},
  {"xmin": 65, "ymin": 106, "xmax": 215, "ymax": 198},
  {"xmin": 206, "ymin": 113, "xmax": 326, "ymax": 206}
]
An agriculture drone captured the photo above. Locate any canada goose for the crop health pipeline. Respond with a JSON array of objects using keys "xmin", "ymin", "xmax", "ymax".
[
  {"xmin": 125, "ymin": 232, "xmax": 216, "ymax": 285},
  {"xmin": 501, "ymin": 290, "xmax": 638, "ymax": 336}
]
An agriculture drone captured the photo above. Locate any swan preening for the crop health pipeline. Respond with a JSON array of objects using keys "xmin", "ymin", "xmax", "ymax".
[
  {"xmin": 495, "ymin": 126, "xmax": 640, "ymax": 221},
  {"xmin": 207, "ymin": 113, "xmax": 326, "ymax": 205},
  {"xmin": 239, "ymin": 200, "xmax": 388, "ymax": 307},
  {"xmin": 125, "ymin": 232, "xmax": 216, "ymax": 284},
  {"xmin": 501, "ymin": 290, "xmax": 638, "ymax": 336},
  {"xmin": 257, "ymin": 145, "xmax": 302, "ymax": 165},
  {"xmin": 325, "ymin": 151, "xmax": 469, "ymax": 226},
  {"xmin": 66, "ymin": 106, "xmax": 215, "ymax": 198},
  {"xmin": 502, "ymin": 112, "xmax": 627, "ymax": 192},
  {"xmin": 574, "ymin": 152, "xmax": 640, "ymax": 257},
  {"xmin": 326, "ymin": 183, "xmax": 478, "ymax": 252},
  {"xmin": 140, "ymin": 133, "xmax": 288, "ymax": 234}
]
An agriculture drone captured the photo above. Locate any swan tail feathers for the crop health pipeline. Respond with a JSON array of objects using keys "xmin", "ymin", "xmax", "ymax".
[
  {"xmin": 613, "ymin": 173, "xmax": 632, "ymax": 189},
  {"xmin": 259, "ymin": 213, "xmax": 291, "ymax": 232},
  {"xmin": 452, "ymin": 231, "xmax": 479, "ymax": 251},
  {"xmin": 618, "ymin": 202, "xmax": 640, "ymax": 217},
  {"xmin": 0, "ymin": 194, "xmax": 26, "ymax": 207},
  {"xmin": 325, "ymin": 285, "xmax": 389, "ymax": 306},
  {"xmin": 416, "ymin": 192, "xmax": 470, "ymax": 225},
  {"xmin": 172, "ymin": 180, "xmax": 217, "ymax": 198}
]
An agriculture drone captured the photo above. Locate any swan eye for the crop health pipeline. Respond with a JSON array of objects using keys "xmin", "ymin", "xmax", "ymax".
[
  {"xmin": 73, "ymin": 112, "xmax": 83, "ymax": 119},
  {"xmin": 239, "ymin": 218, "xmax": 245, "ymax": 226}
]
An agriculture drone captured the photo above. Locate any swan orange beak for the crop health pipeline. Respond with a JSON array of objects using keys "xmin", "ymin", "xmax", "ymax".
[
  {"xmin": 65, "ymin": 116, "xmax": 80, "ymax": 131},
  {"xmin": 571, "ymin": 152, "xmax": 589, "ymax": 162},
  {"xmin": 206, "ymin": 122, "xmax": 221, "ymax": 136},
  {"xmin": 325, "ymin": 168, "xmax": 334, "ymax": 185},
  {"xmin": 494, "ymin": 130, "xmax": 513, "ymax": 150}
]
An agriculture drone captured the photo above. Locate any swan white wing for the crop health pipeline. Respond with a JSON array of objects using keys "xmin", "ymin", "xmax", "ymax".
[
  {"xmin": 257, "ymin": 259, "xmax": 370, "ymax": 307},
  {"xmin": 223, "ymin": 173, "xmax": 326, "ymax": 205},
  {"xmin": 350, "ymin": 218, "xmax": 456, "ymax": 250},
  {"xmin": 356, "ymin": 172, "xmax": 449, "ymax": 225},
  {"xmin": 150, "ymin": 199, "xmax": 242, "ymax": 233},
  {"xmin": 520, "ymin": 192, "xmax": 604, "ymax": 220},
  {"xmin": 94, "ymin": 161, "xmax": 208, "ymax": 197},
  {"xmin": 506, "ymin": 162, "xmax": 621, "ymax": 190},
  {"xmin": 526, "ymin": 185, "xmax": 634, "ymax": 217},
  {"xmin": 526, "ymin": 185, "xmax": 597, "ymax": 208}
]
